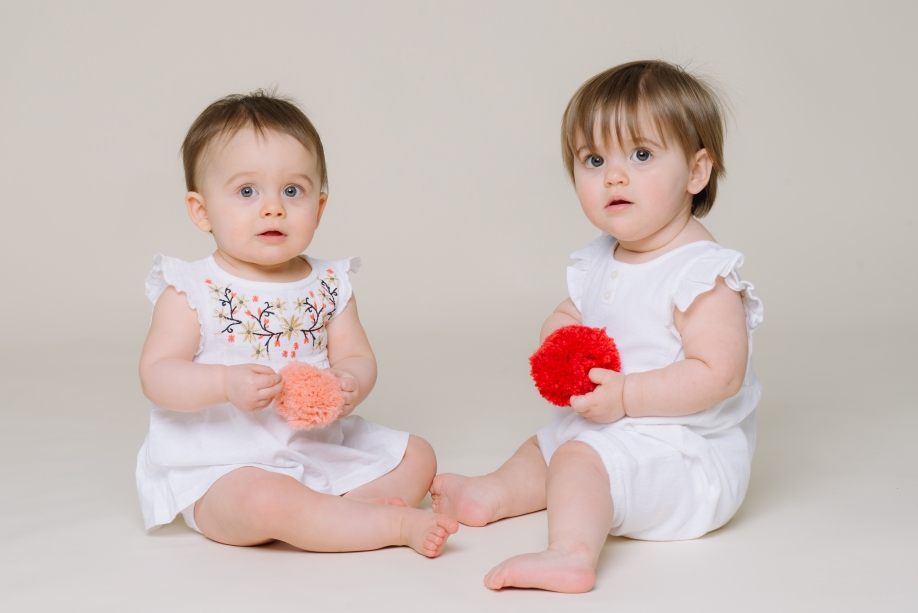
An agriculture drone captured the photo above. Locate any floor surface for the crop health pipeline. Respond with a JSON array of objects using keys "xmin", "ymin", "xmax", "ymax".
[{"xmin": 1, "ymin": 325, "xmax": 915, "ymax": 612}]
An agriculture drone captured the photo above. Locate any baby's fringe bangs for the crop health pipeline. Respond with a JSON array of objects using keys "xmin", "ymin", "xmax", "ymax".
[
  {"xmin": 181, "ymin": 89, "xmax": 328, "ymax": 194},
  {"xmin": 561, "ymin": 60, "xmax": 727, "ymax": 217}
]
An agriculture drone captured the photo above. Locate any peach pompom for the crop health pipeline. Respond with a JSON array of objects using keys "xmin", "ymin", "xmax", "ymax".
[{"xmin": 274, "ymin": 361, "xmax": 345, "ymax": 430}]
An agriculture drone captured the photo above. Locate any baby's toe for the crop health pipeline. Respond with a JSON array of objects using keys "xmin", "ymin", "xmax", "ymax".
[
  {"xmin": 423, "ymin": 539, "xmax": 441, "ymax": 556},
  {"xmin": 483, "ymin": 566, "xmax": 507, "ymax": 590},
  {"xmin": 427, "ymin": 528, "xmax": 444, "ymax": 543}
]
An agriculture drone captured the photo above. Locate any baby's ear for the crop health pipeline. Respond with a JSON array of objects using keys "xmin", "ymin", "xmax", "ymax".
[
  {"xmin": 315, "ymin": 192, "xmax": 329, "ymax": 225},
  {"xmin": 185, "ymin": 191, "xmax": 212, "ymax": 233},
  {"xmin": 687, "ymin": 149, "xmax": 713, "ymax": 195}
]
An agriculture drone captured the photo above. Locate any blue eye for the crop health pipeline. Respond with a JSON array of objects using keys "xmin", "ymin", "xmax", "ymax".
[
  {"xmin": 284, "ymin": 185, "xmax": 303, "ymax": 197},
  {"xmin": 586, "ymin": 155, "xmax": 604, "ymax": 168},
  {"xmin": 240, "ymin": 186, "xmax": 257, "ymax": 198},
  {"xmin": 631, "ymin": 149, "xmax": 651, "ymax": 162}
]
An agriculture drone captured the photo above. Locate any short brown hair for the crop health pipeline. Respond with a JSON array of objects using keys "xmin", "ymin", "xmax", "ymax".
[
  {"xmin": 181, "ymin": 89, "xmax": 327, "ymax": 193},
  {"xmin": 561, "ymin": 60, "xmax": 726, "ymax": 217}
]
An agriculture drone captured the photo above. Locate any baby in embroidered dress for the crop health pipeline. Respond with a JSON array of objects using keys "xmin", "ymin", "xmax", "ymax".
[
  {"xmin": 431, "ymin": 61, "xmax": 763, "ymax": 591},
  {"xmin": 137, "ymin": 91, "xmax": 457, "ymax": 556}
]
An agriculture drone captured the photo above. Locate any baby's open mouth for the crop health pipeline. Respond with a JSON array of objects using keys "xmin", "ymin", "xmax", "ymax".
[
  {"xmin": 608, "ymin": 199, "xmax": 632, "ymax": 206},
  {"xmin": 258, "ymin": 230, "xmax": 287, "ymax": 242}
]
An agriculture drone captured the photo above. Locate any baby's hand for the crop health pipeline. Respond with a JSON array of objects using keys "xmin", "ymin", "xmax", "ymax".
[
  {"xmin": 569, "ymin": 368, "xmax": 626, "ymax": 423},
  {"xmin": 327, "ymin": 368, "xmax": 359, "ymax": 418},
  {"xmin": 224, "ymin": 363, "xmax": 284, "ymax": 412}
]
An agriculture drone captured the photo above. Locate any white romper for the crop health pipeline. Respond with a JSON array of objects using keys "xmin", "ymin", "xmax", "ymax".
[
  {"xmin": 136, "ymin": 254, "xmax": 409, "ymax": 532},
  {"xmin": 536, "ymin": 234, "xmax": 763, "ymax": 541}
]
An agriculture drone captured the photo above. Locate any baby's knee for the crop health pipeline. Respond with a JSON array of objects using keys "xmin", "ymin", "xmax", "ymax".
[
  {"xmin": 548, "ymin": 441, "xmax": 606, "ymax": 478},
  {"xmin": 228, "ymin": 470, "xmax": 300, "ymax": 530},
  {"xmin": 406, "ymin": 435, "xmax": 437, "ymax": 480},
  {"xmin": 196, "ymin": 468, "xmax": 296, "ymax": 543}
]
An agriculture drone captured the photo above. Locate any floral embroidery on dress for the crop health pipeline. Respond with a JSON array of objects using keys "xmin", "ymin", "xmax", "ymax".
[{"xmin": 206, "ymin": 272, "xmax": 340, "ymax": 359}]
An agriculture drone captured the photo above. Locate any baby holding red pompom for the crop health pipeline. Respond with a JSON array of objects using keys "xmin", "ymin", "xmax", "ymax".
[{"xmin": 430, "ymin": 61, "xmax": 763, "ymax": 593}]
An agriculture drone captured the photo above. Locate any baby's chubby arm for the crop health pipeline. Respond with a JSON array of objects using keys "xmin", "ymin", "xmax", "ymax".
[
  {"xmin": 569, "ymin": 277, "xmax": 748, "ymax": 422},
  {"xmin": 539, "ymin": 298, "xmax": 583, "ymax": 343},
  {"xmin": 325, "ymin": 294, "xmax": 377, "ymax": 418},
  {"xmin": 139, "ymin": 287, "xmax": 283, "ymax": 412}
]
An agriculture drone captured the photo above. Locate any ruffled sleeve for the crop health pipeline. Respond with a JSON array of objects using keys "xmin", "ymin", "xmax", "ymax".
[
  {"xmin": 145, "ymin": 254, "xmax": 199, "ymax": 305},
  {"xmin": 321, "ymin": 256, "xmax": 361, "ymax": 319},
  {"xmin": 673, "ymin": 248, "xmax": 763, "ymax": 332},
  {"xmin": 566, "ymin": 235, "xmax": 612, "ymax": 312},
  {"xmin": 144, "ymin": 254, "xmax": 205, "ymax": 355}
]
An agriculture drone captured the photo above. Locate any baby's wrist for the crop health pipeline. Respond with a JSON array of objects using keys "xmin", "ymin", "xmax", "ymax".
[
  {"xmin": 218, "ymin": 364, "xmax": 230, "ymax": 403},
  {"xmin": 622, "ymin": 373, "xmax": 640, "ymax": 418}
]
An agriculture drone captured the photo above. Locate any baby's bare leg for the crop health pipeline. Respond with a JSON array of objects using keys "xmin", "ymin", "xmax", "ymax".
[
  {"xmin": 483, "ymin": 441, "xmax": 613, "ymax": 592},
  {"xmin": 193, "ymin": 467, "xmax": 458, "ymax": 557},
  {"xmin": 344, "ymin": 435, "xmax": 436, "ymax": 507},
  {"xmin": 430, "ymin": 436, "xmax": 547, "ymax": 526}
]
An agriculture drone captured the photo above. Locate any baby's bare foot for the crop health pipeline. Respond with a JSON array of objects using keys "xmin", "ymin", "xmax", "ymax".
[
  {"xmin": 400, "ymin": 509, "xmax": 459, "ymax": 558},
  {"xmin": 483, "ymin": 548, "xmax": 596, "ymax": 593},
  {"xmin": 372, "ymin": 497, "xmax": 406, "ymax": 507},
  {"xmin": 429, "ymin": 473, "xmax": 500, "ymax": 527}
]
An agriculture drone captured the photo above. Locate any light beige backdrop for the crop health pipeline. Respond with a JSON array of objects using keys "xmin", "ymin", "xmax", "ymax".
[
  {"xmin": 1, "ymin": 2, "xmax": 916, "ymax": 612},
  {"xmin": 1, "ymin": 1, "xmax": 915, "ymax": 342}
]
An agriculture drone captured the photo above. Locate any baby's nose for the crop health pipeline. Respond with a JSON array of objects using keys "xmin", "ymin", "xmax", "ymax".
[
  {"xmin": 260, "ymin": 198, "xmax": 286, "ymax": 216},
  {"xmin": 605, "ymin": 166, "xmax": 628, "ymax": 185}
]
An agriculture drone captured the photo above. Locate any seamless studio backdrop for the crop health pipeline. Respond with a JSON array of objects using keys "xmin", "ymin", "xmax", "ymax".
[{"xmin": 1, "ymin": 2, "xmax": 915, "ymax": 612}]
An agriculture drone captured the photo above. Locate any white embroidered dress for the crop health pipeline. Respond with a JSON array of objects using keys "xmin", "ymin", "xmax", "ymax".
[
  {"xmin": 537, "ymin": 235, "xmax": 764, "ymax": 541},
  {"xmin": 136, "ymin": 254, "xmax": 409, "ymax": 531}
]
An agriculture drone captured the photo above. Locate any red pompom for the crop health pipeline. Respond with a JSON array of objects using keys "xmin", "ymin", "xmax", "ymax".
[
  {"xmin": 274, "ymin": 362, "xmax": 345, "ymax": 430},
  {"xmin": 529, "ymin": 325, "xmax": 621, "ymax": 407}
]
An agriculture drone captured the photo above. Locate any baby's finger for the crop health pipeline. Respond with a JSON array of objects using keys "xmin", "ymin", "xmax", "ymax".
[
  {"xmin": 240, "ymin": 399, "xmax": 268, "ymax": 412},
  {"xmin": 588, "ymin": 368, "xmax": 609, "ymax": 384},
  {"xmin": 255, "ymin": 371, "xmax": 283, "ymax": 387},
  {"xmin": 253, "ymin": 399, "xmax": 272, "ymax": 411},
  {"xmin": 338, "ymin": 377, "xmax": 357, "ymax": 393},
  {"xmin": 258, "ymin": 379, "xmax": 285, "ymax": 400},
  {"xmin": 249, "ymin": 364, "xmax": 278, "ymax": 376},
  {"xmin": 569, "ymin": 394, "xmax": 591, "ymax": 414}
]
